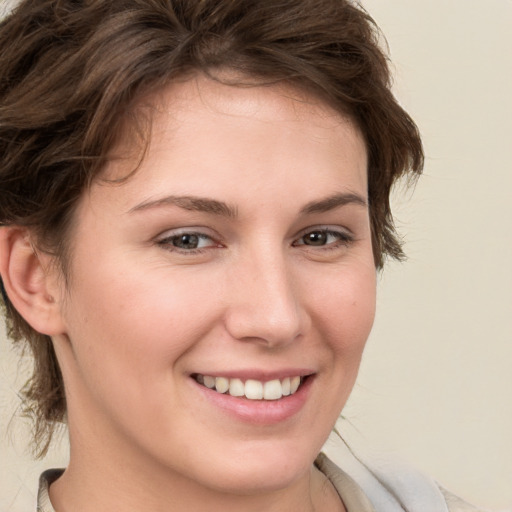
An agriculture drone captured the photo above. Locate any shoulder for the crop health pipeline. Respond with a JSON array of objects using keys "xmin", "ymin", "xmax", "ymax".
[{"xmin": 316, "ymin": 452, "xmax": 487, "ymax": 512}]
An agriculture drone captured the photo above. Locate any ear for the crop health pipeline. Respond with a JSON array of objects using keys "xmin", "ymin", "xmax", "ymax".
[{"xmin": 0, "ymin": 226, "xmax": 66, "ymax": 336}]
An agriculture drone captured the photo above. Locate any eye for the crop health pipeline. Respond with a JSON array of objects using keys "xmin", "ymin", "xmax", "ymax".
[
  {"xmin": 293, "ymin": 228, "xmax": 353, "ymax": 248},
  {"xmin": 157, "ymin": 231, "xmax": 218, "ymax": 252}
]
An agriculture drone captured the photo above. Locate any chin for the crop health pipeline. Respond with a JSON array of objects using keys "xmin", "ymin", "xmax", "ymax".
[{"xmin": 192, "ymin": 439, "xmax": 318, "ymax": 495}]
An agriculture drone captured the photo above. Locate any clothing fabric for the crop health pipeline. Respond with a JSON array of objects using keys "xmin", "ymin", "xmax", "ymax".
[
  {"xmin": 37, "ymin": 469, "xmax": 62, "ymax": 512},
  {"xmin": 315, "ymin": 453, "xmax": 483, "ymax": 512},
  {"xmin": 37, "ymin": 454, "xmax": 483, "ymax": 512}
]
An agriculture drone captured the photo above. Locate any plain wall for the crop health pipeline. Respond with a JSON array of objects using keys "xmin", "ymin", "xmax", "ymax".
[{"xmin": 1, "ymin": 0, "xmax": 511, "ymax": 510}]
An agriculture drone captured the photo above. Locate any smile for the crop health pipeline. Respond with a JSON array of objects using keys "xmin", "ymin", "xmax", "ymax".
[{"xmin": 193, "ymin": 374, "xmax": 303, "ymax": 400}]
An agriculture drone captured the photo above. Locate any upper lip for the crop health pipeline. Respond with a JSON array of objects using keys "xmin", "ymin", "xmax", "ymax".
[{"xmin": 190, "ymin": 369, "xmax": 315, "ymax": 381}]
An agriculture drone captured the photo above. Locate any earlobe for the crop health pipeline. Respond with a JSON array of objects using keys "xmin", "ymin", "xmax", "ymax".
[{"xmin": 0, "ymin": 227, "xmax": 66, "ymax": 336}]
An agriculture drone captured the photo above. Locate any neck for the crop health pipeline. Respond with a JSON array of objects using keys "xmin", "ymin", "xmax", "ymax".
[
  {"xmin": 50, "ymin": 455, "xmax": 341, "ymax": 512},
  {"xmin": 49, "ymin": 423, "xmax": 344, "ymax": 512}
]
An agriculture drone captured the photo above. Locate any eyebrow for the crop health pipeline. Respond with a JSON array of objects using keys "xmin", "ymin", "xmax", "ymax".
[
  {"xmin": 300, "ymin": 192, "xmax": 367, "ymax": 214},
  {"xmin": 128, "ymin": 195, "xmax": 238, "ymax": 218},
  {"xmin": 128, "ymin": 191, "xmax": 367, "ymax": 217}
]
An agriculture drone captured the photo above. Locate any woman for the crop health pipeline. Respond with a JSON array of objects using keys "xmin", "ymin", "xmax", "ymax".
[{"xmin": 0, "ymin": 1, "xmax": 483, "ymax": 511}]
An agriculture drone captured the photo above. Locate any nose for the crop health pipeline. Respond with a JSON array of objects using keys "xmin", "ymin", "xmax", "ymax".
[{"xmin": 223, "ymin": 248, "xmax": 307, "ymax": 348}]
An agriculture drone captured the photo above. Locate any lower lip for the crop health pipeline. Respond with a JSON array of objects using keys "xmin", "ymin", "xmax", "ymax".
[{"xmin": 192, "ymin": 376, "xmax": 314, "ymax": 425}]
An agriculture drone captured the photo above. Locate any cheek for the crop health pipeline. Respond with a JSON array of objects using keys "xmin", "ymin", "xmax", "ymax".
[
  {"xmin": 68, "ymin": 277, "xmax": 236, "ymax": 433},
  {"xmin": 60, "ymin": 262, "xmax": 217, "ymax": 385},
  {"xmin": 310, "ymin": 262, "xmax": 376, "ymax": 357},
  {"xmin": 58, "ymin": 271, "xmax": 212, "ymax": 428}
]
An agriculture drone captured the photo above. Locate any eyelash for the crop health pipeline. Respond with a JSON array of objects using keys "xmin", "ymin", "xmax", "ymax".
[
  {"xmin": 156, "ymin": 227, "xmax": 354, "ymax": 255},
  {"xmin": 157, "ymin": 231, "xmax": 219, "ymax": 254},
  {"xmin": 292, "ymin": 228, "xmax": 354, "ymax": 250}
]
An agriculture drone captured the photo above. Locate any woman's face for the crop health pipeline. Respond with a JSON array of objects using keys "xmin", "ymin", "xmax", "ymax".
[{"xmin": 52, "ymin": 77, "xmax": 376, "ymax": 494}]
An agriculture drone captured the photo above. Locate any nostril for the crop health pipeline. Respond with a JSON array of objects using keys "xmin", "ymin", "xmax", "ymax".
[
  {"xmin": 223, "ymin": 260, "xmax": 306, "ymax": 345},
  {"xmin": 224, "ymin": 301, "xmax": 304, "ymax": 347}
]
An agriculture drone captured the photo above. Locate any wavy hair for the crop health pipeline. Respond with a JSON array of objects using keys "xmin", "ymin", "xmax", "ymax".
[{"xmin": 0, "ymin": 0, "xmax": 423, "ymax": 457}]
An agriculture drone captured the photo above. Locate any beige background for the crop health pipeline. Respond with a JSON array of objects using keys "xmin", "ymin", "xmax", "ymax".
[{"xmin": 1, "ymin": 0, "xmax": 511, "ymax": 510}]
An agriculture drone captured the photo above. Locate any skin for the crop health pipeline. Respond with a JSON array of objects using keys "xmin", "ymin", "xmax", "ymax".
[{"xmin": 14, "ymin": 77, "xmax": 376, "ymax": 511}]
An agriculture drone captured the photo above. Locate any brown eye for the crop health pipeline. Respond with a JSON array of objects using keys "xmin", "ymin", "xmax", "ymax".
[
  {"xmin": 172, "ymin": 234, "xmax": 200, "ymax": 249},
  {"xmin": 294, "ymin": 228, "xmax": 354, "ymax": 249},
  {"xmin": 302, "ymin": 231, "xmax": 328, "ymax": 246},
  {"xmin": 158, "ymin": 232, "xmax": 216, "ymax": 252}
]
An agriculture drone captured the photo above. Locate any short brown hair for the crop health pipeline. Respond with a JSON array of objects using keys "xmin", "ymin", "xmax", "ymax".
[{"xmin": 0, "ymin": 0, "xmax": 423, "ymax": 456}]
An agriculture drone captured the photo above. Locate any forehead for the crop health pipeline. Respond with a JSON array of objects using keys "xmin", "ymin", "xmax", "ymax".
[
  {"xmin": 105, "ymin": 75, "xmax": 367, "ymax": 179},
  {"xmin": 87, "ymin": 76, "xmax": 368, "ymax": 221}
]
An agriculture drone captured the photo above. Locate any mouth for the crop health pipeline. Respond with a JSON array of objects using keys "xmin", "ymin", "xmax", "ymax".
[{"xmin": 192, "ymin": 374, "xmax": 308, "ymax": 401}]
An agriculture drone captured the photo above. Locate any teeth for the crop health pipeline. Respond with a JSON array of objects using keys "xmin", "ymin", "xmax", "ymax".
[
  {"xmin": 195, "ymin": 374, "xmax": 305, "ymax": 400},
  {"xmin": 290, "ymin": 376, "xmax": 301, "ymax": 394},
  {"xmin": 281, "ymin": 377, "xmax": 291, "ymax": 396},
  {"xmin": 215, "ymin": 377, "xmax": 229, "ymax": 394},
  {"xmin": 263, "ymin": 379, "xmax": 282, "ymax": 400},
  {"xmin": 203, "ymin": 375, "xmax": 215, "ymax": 389},
  {"xmin": 229, "ymin": 378, "xmax": 245, "ymax": 397},
  {"xmin": 245, "ymin": 379, "xmax": 263, "ymax": 399}
]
